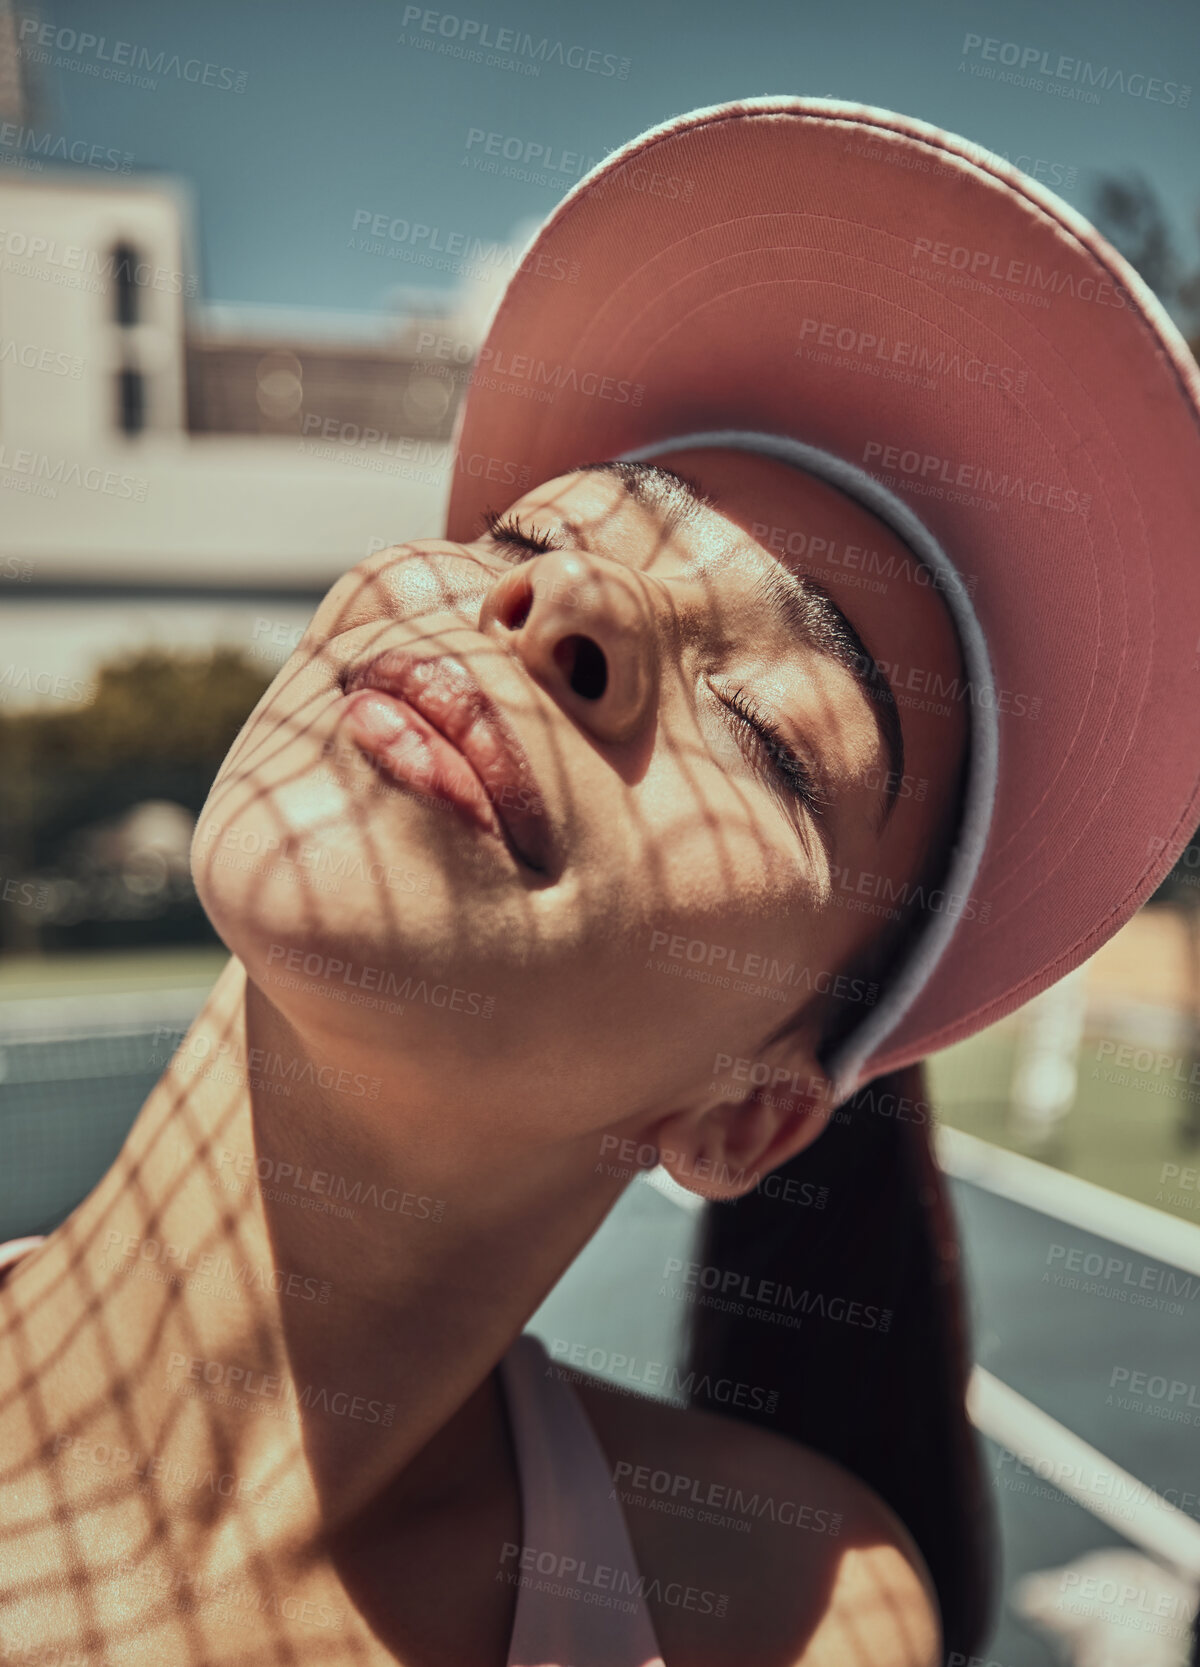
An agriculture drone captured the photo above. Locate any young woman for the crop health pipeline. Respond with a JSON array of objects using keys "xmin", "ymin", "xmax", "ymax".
[{"xmin": 2, "ymin": 98, "xmax": 1198, "ymax": 1667}]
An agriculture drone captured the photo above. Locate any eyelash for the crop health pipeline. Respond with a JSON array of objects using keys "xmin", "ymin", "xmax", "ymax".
[
  {"xmin": 720, "ymin": 686, "xmax": 828, "ymax": 821},
  {"xmin": 481, "ymin": 509, "xmax": 564, "ymax": 559},
  {"xmin": 478, "ymin": 511, "xmax": 825, "ymax": 824}
]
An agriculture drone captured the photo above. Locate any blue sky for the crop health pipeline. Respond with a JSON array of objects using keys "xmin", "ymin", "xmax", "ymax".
[{"xmin": 20, "ymin": 0, "xmax": 1200, "ymax": 319}]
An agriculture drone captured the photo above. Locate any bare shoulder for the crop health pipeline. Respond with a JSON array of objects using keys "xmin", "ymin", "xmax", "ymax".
[{"xmin": 569, "ymin": 1367, "xmax": 941, "ymax": 1667}]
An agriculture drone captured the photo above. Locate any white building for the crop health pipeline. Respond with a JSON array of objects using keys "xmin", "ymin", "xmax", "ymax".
[{"xmin": 0, "ymin": 167, "xmax": 486, "ymax": 697}]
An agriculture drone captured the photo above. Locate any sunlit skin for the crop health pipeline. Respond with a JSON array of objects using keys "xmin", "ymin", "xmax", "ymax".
[{"xmin": 0, "ymin": 452, "xmax": 966, "ymax": 1666}]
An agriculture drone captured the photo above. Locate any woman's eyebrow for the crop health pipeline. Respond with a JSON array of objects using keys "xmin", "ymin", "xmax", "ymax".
[
  {"xmin": 577, "ymin": 458, "xmax": 708, "ymax": 538},
  {"xmin": 575, "ymin": 457, "xmax": 905, "ymax": 828}
]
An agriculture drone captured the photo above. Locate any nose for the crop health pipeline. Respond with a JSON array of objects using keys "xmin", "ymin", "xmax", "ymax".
[{"xmin": 479, "ymin": 548, "xmax": 660, "ymax": 746}]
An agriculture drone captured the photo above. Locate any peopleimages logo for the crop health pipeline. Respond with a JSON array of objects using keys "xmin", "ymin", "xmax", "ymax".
[
  {"xmin": 960, "ymin": 33, "xmax": 1190, "ymax": 107},
  {"xmin": 547, "ymin": 1338, "xmax": 780, "ymax": 1414},
  {"xmin": 862, "ymin": 440, "xmax": 1091, "ymax": 516},
  {"xmin": 1109, "ymin": 1365, "xmax": 1200, "ymax": 1420},
  {"xmin": 0, "ymin": 874, "xmax": 51, "ymax": 911},
  {"xmin": 52, "ymin": 1433, "xmax": 281, "ymax": 1508},
  {"xmin": 1094, "ymin": 1039, "xmax": 1200, "ymax": 1106},
  {"xmin": 199, "ymin": 817, "xmax": 432, "ymax": 899},
  {"xmin": 499, "ymin": 1541, "xmax": 727, "ymax": 1615},
  {"xmin": 911, "ymin": 236, "xmax": 1130, "ymax": 311},
  {"xmin": 1044, "ymin": 1243, "xmax": 1198, "ymax": 1315},
  {"xmin": 398, "ymin": 8, "xmax": 631, "ymax": 78},
  {"xmin": 796, "ymin": 317, "xmax": 1028, "ymax": 395},
  {"xmin": 0, "ymin": 232, "xmax": 197, "ymax": 297},
  {"xmin": 1053, "ymin": 1569, "xmax": 1196, "ymax": 1628},
  {"xmin": 646, "ymin": 930, "xmax": 878, "ymax": 1005},
  {"xmin": 101, "ymin": 1229, "xmax": 331, "ymax": 1305},
  {"xmin": 265, "ymin": 944, "xmax": 495, "ymax": 1019},
  {"xmin": 750, "ymin": 518, "xmax": 976, "ymax": 600},
  {"xmin": 151, "ymin": 1023, "xmax": 385, "ymax": 1100},
  {"xmin": 469, "ymin": 344, "xmax": 643, "ymax": 406},
  {"xmin": 348, "ymin": 209, "xmax": 579, "ymax": 283},
  {"xmin": 414, "ymin": 330, "xmax": 645, "ymax": 409},
  {"xmin": 845, "ymin": 650, "xmax": 1041, "ymax": 720},
  {"xmin": 660, "ymin": 1256, "xmax": 891, "ymax": 1333},
  {"xmin": 969, "ymin": 146, "xmax": 1078, "ymax": 192},
  {"xmin": 214, "ymin": 1147, "xmax": 446, "ymax": 1223},
  {"xmin": 166, "ymin": 1352, "xmax": 396, "ymax": 1426},
  {"xmin": 0, "ymin": 665, "xmax": 95, "ymax": 703},
  {"xmin": 113, "ymin": 1555, "xmax": 346, "ymax": 1631},
  {"xmin": 992, "ymin": 1445, "xmax": 1198, "ymax": 1526},
  {"xmin": 829, "ymin": 862, "xmax": 993, "ymax": 924},
  {"xmin": 595, "ymin": 1127, "xmax": 833, "ymax": 1204},
  {"xmin": 464, "ymin": 127, "xmax": 602, "ymax": 181},
  {"xmin": 611, "ymin": 1460, "xmax": 843, "ymax": 1536},
  {"xmin": 0, "ymin": 339, "xmax": 83, "ymax": 378},
  {"xmin": 0, "ymin": 121, "xmax": 131, "ymax": 172},
  {"xmin": 17, "ymin": 17, "xmax": 249, "ymax": 91},
  {"xmin": 0, "ymin": 446, "xmax": 149, "ymax": 502}
]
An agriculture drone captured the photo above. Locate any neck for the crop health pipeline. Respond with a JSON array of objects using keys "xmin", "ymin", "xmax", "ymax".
[{"xmin": 1, "ymin": 957, "xmax": 635, "ymax": 1559}]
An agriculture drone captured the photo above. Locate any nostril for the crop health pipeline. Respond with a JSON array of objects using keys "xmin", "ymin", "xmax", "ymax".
[
  {"xmin": 554, "ymin": 634, "xmax": 608, "ymax": 700},
  {"xmin": 494, "ymin": 569, "xmax": 536, "ymax": 632}
]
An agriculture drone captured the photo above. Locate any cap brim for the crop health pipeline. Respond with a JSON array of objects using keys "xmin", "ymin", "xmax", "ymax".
[{"xmin": 445, "ymin": 96, "xmax": 1200, "ymax": 1079}]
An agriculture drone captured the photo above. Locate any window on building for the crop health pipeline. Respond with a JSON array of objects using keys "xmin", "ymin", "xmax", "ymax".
[
  {"xmin": 111, "ymin": 241, "xmax": 143, "ymax": 327},
  {"xmin": 116, "ymin": 366, "xmax": 145, "ymax": 435}
]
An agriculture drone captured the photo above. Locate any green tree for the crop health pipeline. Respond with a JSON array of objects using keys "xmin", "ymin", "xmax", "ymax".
[{"xmin": 0, "ymin": 648, "xmax": 271, "ymax": 953}]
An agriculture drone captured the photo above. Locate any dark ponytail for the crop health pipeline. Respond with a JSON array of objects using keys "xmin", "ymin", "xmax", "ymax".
[{"xmin": 684, "ymin": 1063, "xmax": 996, "ymax": 1660}]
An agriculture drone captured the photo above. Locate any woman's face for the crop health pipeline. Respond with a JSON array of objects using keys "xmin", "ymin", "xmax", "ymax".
[{"xmin": 193, "ymin": 449, "xmax": 967, "ymax": 1154}]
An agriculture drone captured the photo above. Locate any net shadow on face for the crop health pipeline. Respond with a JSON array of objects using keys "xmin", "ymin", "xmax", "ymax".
[{"xmin": 0, "ymin": 461, "xmax": 968, "ymax": 1666}]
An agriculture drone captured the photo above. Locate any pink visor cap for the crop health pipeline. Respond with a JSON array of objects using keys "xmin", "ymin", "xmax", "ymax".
[{"xmin": 444, "ymin": 96, "xmax": 1200, "ymax": 1104}]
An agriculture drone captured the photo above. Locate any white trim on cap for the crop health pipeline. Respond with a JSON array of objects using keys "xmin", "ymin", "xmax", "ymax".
[{"xmin": 619, "ymin": 430, "xmax": 999, "ymax": 1102}]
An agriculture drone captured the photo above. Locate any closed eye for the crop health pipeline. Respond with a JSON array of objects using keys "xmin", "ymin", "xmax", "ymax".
[
  {"xmin": 480, "ymin": 508, "xmax": 565, "ymax": 560},
  {"xmin": 718, "ymin": 684, "xmax": 830, "ymax": 824},
  {"xmin": 479, "ymin": 507, "xmax": 829, "ymax": 832}
]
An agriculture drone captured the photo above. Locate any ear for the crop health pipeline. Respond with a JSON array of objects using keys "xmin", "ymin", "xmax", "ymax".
[{"xmin": 649, "ymin": 1040, "xmax": 840, "ymax": 1202}]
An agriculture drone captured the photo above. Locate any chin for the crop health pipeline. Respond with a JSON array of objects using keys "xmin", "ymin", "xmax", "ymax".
[{"xmin": 193, "ymin": 842, "xmax": 499, "ymax": 1053}]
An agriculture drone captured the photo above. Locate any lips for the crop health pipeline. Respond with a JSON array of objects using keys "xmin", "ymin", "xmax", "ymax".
[{"xmin": 339, "ymin": 650, "xmax": 555, "ymax": 875}]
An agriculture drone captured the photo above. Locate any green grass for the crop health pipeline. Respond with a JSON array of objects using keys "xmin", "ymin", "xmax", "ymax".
[
  {"xmin": 0, "ymin": 945, "xmax": 229, "ymax": 998},
  {"xmin": 4, "ymin": 945, "xmax": 1200, "ymax": 1232},
  {"xmin": 929, "ymin": 1027, "xmax": 1200, "ymax": 1228}
]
